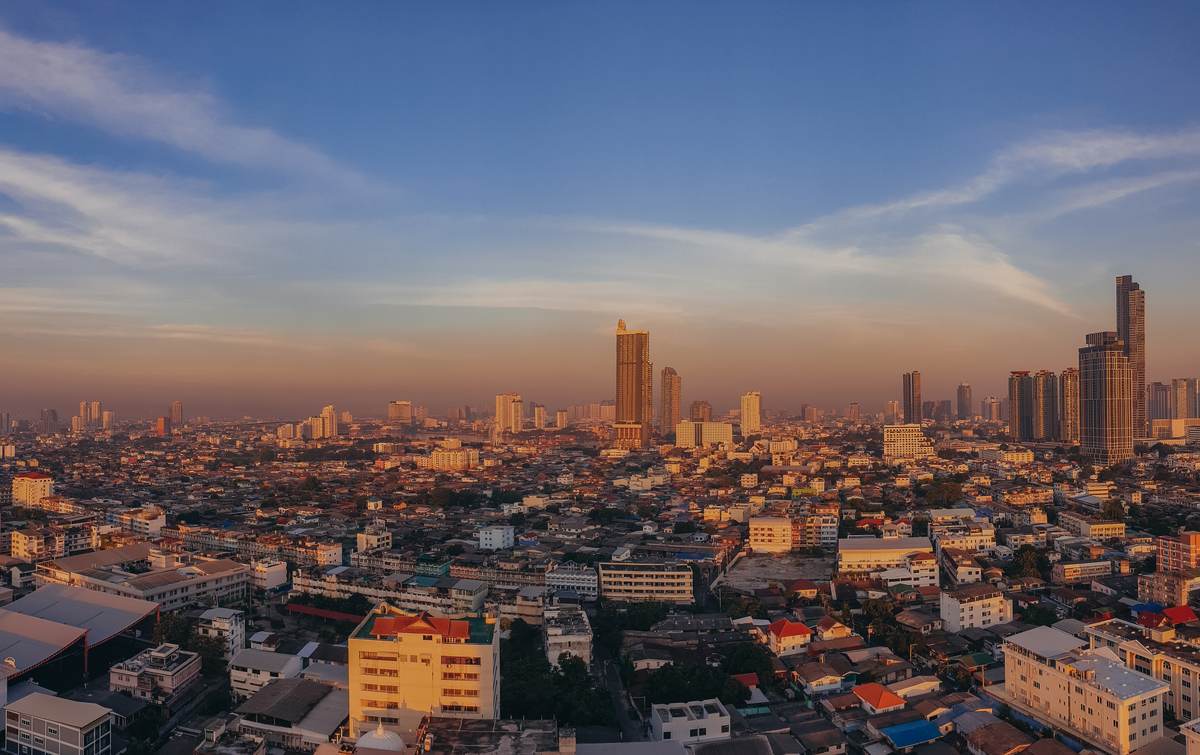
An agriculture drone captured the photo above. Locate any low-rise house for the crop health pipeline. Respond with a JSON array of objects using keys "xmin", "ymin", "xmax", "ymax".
[
  {"xmin": 230, "ymin": 648, "xmax": 303, "ymax": 701},
  {"xmin": 109, "ymin": 643, "xmax": 202, "ymax": 711}
]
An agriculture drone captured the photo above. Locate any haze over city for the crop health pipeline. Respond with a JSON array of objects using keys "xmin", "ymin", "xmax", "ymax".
[{"xmin": 2, "ymin": 3, "xmax": 1199, "ymax": 419}]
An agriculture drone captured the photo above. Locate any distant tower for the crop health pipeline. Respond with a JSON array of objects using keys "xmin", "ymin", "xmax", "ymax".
[
  {"xmin": 1008, "ymin": 371, "xmax": 1033, "ymax": 441},
  {"xmin": 494, "ymin": 393, "xmax": 523, "ymax": 435},
  {"xmin": 155, "ymin": 416, "xmax": 172, "ymax": 437},
  {"xmin": 614, "ymin": 319, "xmax": 652, "ymax": 448},
  {"xmin": 321, "ymin": 404, "xmax": 339, "ymax": 438},
  {"xmin": 1079, "ymin": 331, "xmax": 1133, "ymax": 465},
  {"xmin": 659, "ymin": 367, "xmax": 681, "ymax": 435},
  {"xmin": 532, "ymin": 403, "xmax": 547, "ymax": 430},
  {"xmin": 847, "ymin": 402, "xmax": 861, "ymax": 422},
  {"xmin": 1059, "ymin": 368, "xmax": 1080, "ymax": 444},
  {"xmin": 387, "ymin": 400, "xmax": 413, "ymax": 424},
  {"xmin": 689, "ymin": 400, "xmax": 712, "ymax": 422},
  {"xmin": 956, "ymin": 383, "xmax": 972, "ymax": 421},
  {"xmin": 170, "ymin": 400, "xmax": 184, "ymax": 427},
  {"xmin": 740, "ymin": 392, "xmax": 762, "ymax": 435},
  {"xmin": 1116, "ymin": 275, "xmax": 1147, "ymax": 437},
  {"xmin": 885, "ymin": 400, "xmax": 901, "ymax": 424},
  {"xmin": 1032, "ymin": 370, "xmax": 1058, "ymax": 441},
  {"xmin": 902, "ymin": 372, "xmax": 922, "ymax": 424}
]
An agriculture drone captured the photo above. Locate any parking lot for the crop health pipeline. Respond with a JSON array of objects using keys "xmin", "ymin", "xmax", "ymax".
[{"xmin": 718, "ymin": 553, "xmax": 835, "ymax": 592}]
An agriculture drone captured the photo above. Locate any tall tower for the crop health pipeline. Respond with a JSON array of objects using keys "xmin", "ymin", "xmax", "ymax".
[
  {"xmin": 615, "ymin": 319, "xmax": 652, "ymax": 448},
  {"xmin": 740, "ymin": 392, "xmax": 762, "ymax": 435},
  {"xmin": 1008, "ymin": 371, "xmax": 1033, "ymax": 441},
  {"xmin": 1059, "ymin": 368, "xmax": 1080, "ymax": 444},
  {"xmin": 321, "ymin": 404, "xmax": 339, "ymax": 438},
  {"xmin": 902, "ymin": 371, "xmax": 922, "ymax": 424},
  {"xmin": 1116, "ymin": 275, "xmax": 1147, "ymax": 437},
  {"xmin": 1032, "ymin": 370, "xmax": 1058, "ymax": 441},
  {"xmin": 170, "ymin": 400, "xmax": 184, "ymax": 427},
  {"xmin": 1079, "ymin": 331, "xmax": 1133, "ymax": 465},
  {"xmin": 494, "ymin": 393, "xmax": 523, "ymax": 435},
  {"xmin": 956, "ymin": 383, "xmax": 972, "ymax": 420},
  {"xmin": 659, "ymin": 367, "xmax": 681, "ymax": 435},
  {"xmin": 1171, "ymin": 378, "xmax": 1191, "ymax": 419}
]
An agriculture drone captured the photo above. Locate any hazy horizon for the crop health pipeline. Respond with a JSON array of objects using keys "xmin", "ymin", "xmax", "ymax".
[{"xmin": 2, "ymin": 4, "xmax": 1199, "ymax": 420}]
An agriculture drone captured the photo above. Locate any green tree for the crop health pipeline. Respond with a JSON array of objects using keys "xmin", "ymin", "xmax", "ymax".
[
  {"xmin": 1101, "ymin": 498, "xmax": 1125, "ymax": 521},
  {"xmin": 1008, "ymin": 545, "xmax": 1042, "ymax": 579}
]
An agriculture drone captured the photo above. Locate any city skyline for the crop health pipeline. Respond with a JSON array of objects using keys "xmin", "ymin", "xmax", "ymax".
[{"xmin": 1, "ymin": 4, "xmax": 1200, "ymax": 418}]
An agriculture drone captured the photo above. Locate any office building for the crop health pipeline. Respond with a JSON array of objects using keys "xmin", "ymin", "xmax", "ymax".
[
  {"xmin": 1080, "ymin": 331, "xmax": 1134, "ymax": 465},
  {"xmin": 1060, "ymin": 368, "xmax": 1080, "ymax": 444},
  {"xmin": 689, "ymin": 400, "xmax": 712, "ymax": 422},
  {"xmin": 494, "ymin": 393, "xmax": 523, "ymax": 435},
  {"xmin": 555, "ymin": 409, "xmax": 568, "ymax": 430},
  {"xmin": 885, "ymin": 399, "xmax": 901, "ymax": 423},
  {"xmin": 1150, "ymin": 382, "xmax": 1172, "ymax": 421},
  {"xmin": 347, "ymin": 604, "xmax": 500, "ymax": 737},
  {"xmin": 981, "ymin": 396, "xmax": 1002, "ymax": 421},
  {"xmin": 882, "ymin": 424, "xmax": 935, "ymax": 464},
  {"xmin": 170, "ymin": 400, "xmax": 183, "ymax": 426},
  {"xmin": 1001, "ymin": 625, "xmax": 1166, "ymax": 755},
  {"xmin": 1172, "ymin": 378, "xmax": 1194, "ymax": 418},
  {"xmin": 1116, "ymin": 275, "xmax": 1147, "ymax": 437},
  {"xmin": 387, "ymin": 400, "xmax": 414, "ymax": 423},
  {"xmin": 659, "ymin": 367, "xmax": 681, "ymax": 434},
  {"xmin": 4, "ymin": 693, "xmax": 113, "ymax": 755},
  {"xmin": 740, "ymin": 391, "xmax": 762, "ymax": 435},
  {"xmin": 674, "ymin": 420, "xmax": 734, "ymax": 449},
  {"xmin": 902, "ymin": 371, "xmax": 922, "ymax": 424},
  {"xmin": 615, "ymin": 319, "xmax": 652, "ymax": 448},
  {"xmin": 956, "ymin": 383, "xmax": 972, "ymax": 420}
]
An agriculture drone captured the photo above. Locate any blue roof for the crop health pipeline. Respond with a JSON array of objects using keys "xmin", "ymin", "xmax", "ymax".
[{"xmin": 881, "ymin": 720, "xmax": 942, "ymax": 748}]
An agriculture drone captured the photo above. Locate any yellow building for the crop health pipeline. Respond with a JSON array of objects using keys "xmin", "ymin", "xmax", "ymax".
[
  {"xmin": 348, "ymin": 605, "xmax": 500, "ymax": 739},
  {"xmin": 597, "ymin": 561, "xmax": 694, "ymax": 604}
]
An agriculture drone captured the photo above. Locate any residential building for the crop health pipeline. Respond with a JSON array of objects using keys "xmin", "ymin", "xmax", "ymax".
[
  {"xmin": 659, "ymin": 367, "xmax": 681, "ymax": 434},
  {"xmin": 230, "ymin": 648, "xmax": 304, "ymax": 701},
  {"xmin": 766, "ymin": 619, "xmax": 812, "ymax": 656},
  {"xmin": 234, "ymin": 678, "xmax": 349, "ymax": 753},
  {"xmin": 1060, "ymin": 367, "xmax": 1081, "ymax": 444},
  {"xmin": 1080, "ymin": 331, "xmax": 1134, "ymax": 465},
  {"xmin": 197, "ymin": 607, "xmax": 247, "ymax": 659},
  {"xmin": 252, "ymin": 559, "xmax": 289, "ymax": 591},
  {"xmin": 545, "ymin": 563, "xmax": 598, "ymax": 600},
  {"xmin": 674, "ymin": 421, "xmax": 734, "ymax": 449},
  {"xmin": 903, "ymin": 371, "xmax": 922, "ymax": 424},
  {"xmin": 957, "ymin": 383, "xmax": 973, "ymax": 420},
  {"xmin": 598, "ymin": 561, "xmax": 693, "ymax": 604},
  {"xmin": 347, "ymin": 604, "xmax": 500, "ymax": 738},
  {"xmin": 649, "ymin": 699, "xmax": 730, "ymax": 745},
  {"xmin": 478, "ymin": 526, "xmax": 514, "ymax": 551},
  {"xmin": 748, "ymin": 516, "xmax": 791, "ymax": 554},
  {"xmin": 4, "ymin": 693, "xmax": 112, "ymax": 755},
  {"xmin": 939, "ymin": 584, "xmax": 1012, "ymax": 633},
  {"xmin": 1116, "ymin": 275, "xmax": 1147, "ymax": 437},
  {"xmin": 740, "ymin": 391, "xmax": 762, "ymax": 435},
  {"xmin": 882, "ymin": 424, "xmax": 934, "ymax": 464},
  {"xmin": 494, "ymin": 393, "xmax": 523, "ymax": 436},
  {"xmin": 543, "ymin": 604, "xmax": 592, "ymax": 668},
  {"xmin": 1052, "ymin": 560, "xmax": 1114, "ymax": 585},
  {"xmin": 615, "ymin": 319, "xmax": 653, "ymax": 449},
  {"xmin": 109, "ymin": 643, "xmax": 202, "ymax": 709},
  {"xmin": 11, "ymin": 471, "xmax": 53, "ymax": 506}
]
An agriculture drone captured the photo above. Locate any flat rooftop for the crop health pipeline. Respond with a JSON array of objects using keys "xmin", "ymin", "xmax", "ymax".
[{"xmin": 6, "ymin": 584, "xmax": 157, "ymax": 645}]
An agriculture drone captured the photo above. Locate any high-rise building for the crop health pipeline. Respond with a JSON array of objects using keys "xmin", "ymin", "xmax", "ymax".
[
  {"xmin": 1116, "ymin": 275, "xmax": 1147, "ymax": 437},
  {"xmin": 1173, "ymin": 378, "xmax": 1194, "ymax": 419},
  {"xmin": 1033, "ymin": 370, "xmax": 1058, "ymax": 440},
  {"xmin": 885, "ymin": 400, "xmax": 901, "ymax": 424},
  {"xmin": 1008, "ymin": 371, "xmax": 1033, "ymax": 441},
  {"xmin": 531, "ymin": 403, "xmax": 546, "ymax": 430},
  {"xmin": 902, "ymin": 371, "xmax": 922, "ymax": 424},
  {"xmin": 39, "ymin": 408, "xmax": 58, "ymax": 435},
  {"xmin": 1080, "ymin": 331, "xmax": 1134, "ymax": 465},
  {"xmin": 170, "ymin": 400, "xmax": 184, "ymax": 426},
  {"xmin": 933, "ymin": 399, "xmax": 952, "ymax": 424},
  {"xmin": 1189, "ymin": 377, "xmax": 1200, "ymax": 419},
  {"xmin": 740, "ymin": 391, "xmax": 762, "ymax": 435},
  {"xmin": 89, "ymin": 400, "xmax": 102, "ymax": 428},
  {"xmin": 847, "ymin": 402, "xmax": 861, "ymax": 421},
  {"xmin": 675, "ymin": 420, "xmax": 734, "ymax": 449},
  {"xmin": 387, "ymin": 400, "xmax": 413, "ymax": 423},
  {"xmin": 555, "ymin": 409, "xmax": 569, "ymax": 430},
  {"xmin": 689, "ymin": 400, "xmax": 712, "ymax": 422},
  {"xmin": 1008, "ymin": 370, "xmax": 1058, "ymax": 441},
  {"xmin": 615, "ymin": 319, "xmax": 652, "ymax": 448},
  {"xmin": 101, "ymin": 410, "xmax": 115, "ymax": 431},
  {"xmin": 155, "ymin": 416, "xmax": 172, "ymax": 437},
  {"xmin": 321, "ymin": 404, "xmax": 339, "ymax": 438},
  {"xmin": 494, "ymin": 393, "xmax": 523, "ymax": 435},
  {"xmin": 1059, "ymin": 368, "xmax": 1080, "ymax": 444},
  {"xmin": 883, "ymin": 424, "xmax": 935, "ymax": 464},
  {"xmin": 1149, "ymin": 381, "xmax": 1172, "ymax": 421},
  {"xmin": 659, "ymin": 367, "xmax": 681, "ymax": 434},
  {"xmin": 981, "ymin": 397, "xmax": 1002, "ymax": 422},
  {"xmin": 956, "ymin": 383, "xmax": 972, "ymax": 420}
]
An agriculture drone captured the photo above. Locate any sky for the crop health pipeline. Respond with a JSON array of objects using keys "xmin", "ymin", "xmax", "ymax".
[{"xmin": 1, "ymin": 2, "xmax": 1199, "ymax": 420}]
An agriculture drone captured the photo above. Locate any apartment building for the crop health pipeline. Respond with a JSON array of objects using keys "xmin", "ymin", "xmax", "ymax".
[
  {"xmin": 105, "ymin": 506, "xmax": 166, "ymax": 536},
  {"xmin": 931, "ymin": 523, "xmax": 996, "ymax": 555},
  {"xmin": 230, "ymin": 648, "xmax": 304, "ymax": 701},
  {"xmin": 1052, "ymin": 560, "xmax": 1114, "ymax": 585},
  {"xmin": 292, "ymin": 567, "xmax": 487, "ymax": 615},
  {"xmin": 196, "ymin": 607, "xmax": 247, "ymax": 658},
  {"xmin": 39, "ymin": 551, "xmax": 250, "ymax": 611},
  {"xmin": 939, "ymin": 584, "xmax": 1013, "ymax": 633},
  {"xmin": 478, "ymin": 526, "xmax": 515, "ymax": 551},
  {"xmin": 874, "ymin": 551, "xmax": 938, "ymax": 588},
  {"xmin": 1001, "ymin": 626, "xmax": 1167, "ymax": 755},
  {"xmin": 649, "ymin": 699, "xmax": 731, "ymax": 745},
  {"xmin": 11, "ymin": 524, "xmax": 98, "ymax": 562},
  {"xmin": 251, "ymin": 559, "xmax": 289, "ymax": 591},
  {"xmin": 348, "ymin": 604, "xmax": 500, "ymax": 738},
  {"xmin": 748, "ymin": 516, "xmax": 791, "ymax": 554},
  {"xmin": 4, "ymin": 693, "xmax": 112, "ymax": 755},
  {"xmin": 597, "ymin": 561, "xmax": 694, "ymax": 604},
  {"xmin": 882, "ymin": 424, "xmax": 935, "ymax": 464},
  {"xmin": 836, "ymin": 537, "xmax": 933, "ymax": 578},
  {"xmin": 1087, "ymin": 619, "xmax": 1200, "ymax": 725},
  {"xmin": 545, "ymin": 562, "xmax": 598, "ymax": 600},
  {"xmin": 109, "ymin": 643, "xmax": 202, "ymax": 710},
  {"xmin": 1059, "ymin": 511, "xmax": 1126, "ymax": 541},
  {"xmin": 11, "ymin": 471, "xmax": 53, "ymax": 506},
  {"xmin": 543, "ymin": 604, "xmax": 592, "ymax": 668},
  {"xmin": 1159, "ymin": 532, "xmax": 1200, "ymax": 573}
]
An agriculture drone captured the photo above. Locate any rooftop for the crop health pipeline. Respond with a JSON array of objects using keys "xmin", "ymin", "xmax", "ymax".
[{"xmin": 7, "ymin": 692, "xmax": 110, "ymax": 729}]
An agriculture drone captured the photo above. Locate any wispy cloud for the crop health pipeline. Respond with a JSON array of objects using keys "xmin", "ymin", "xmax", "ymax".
[{"xmin": 0, "ymin": 25, "xmax": 364, "ymax": 186}]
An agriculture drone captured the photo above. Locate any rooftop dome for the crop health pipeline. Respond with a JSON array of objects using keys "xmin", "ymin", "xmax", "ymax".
[{"xmin": 357, "ymin": 722, "xmax": 405, "ymax": 752}]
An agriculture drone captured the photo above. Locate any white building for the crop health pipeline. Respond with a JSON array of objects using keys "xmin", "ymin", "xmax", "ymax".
[
  {"xmin": 545, "ymin": 562, "xmax": 599, "ymax": 600},
  {"xmin": 543, "ymin": 604, "xmax": 592, "ymax": 668},
  {"xmin": 649, "ymin": 699, "xmax": 731, "ymax": 745},
  {"xmin": 740, "ymin": 392, "xmax": 762, "ymax": 435},
  {"xmin": 675, "ymin": 421, "xmax": 735, "ymax": 449},
  {"xmin": 836, "ymin": 537, "xmax": 934, "ymax": 578},
  {"xmin": 478, "ymin": 525, "xmax": 515, "ymax": 551},
  {"xmin": 197, "ymin": 607, "xmax": 247, "ymax": 658},
  {"xmin": 882, "ymin": 424, "xmax": 935, "ymax": 464},
  {"xmin": 11, "ymin": 471, "xmax": 53, "ymax": 506},
  {"xmin": 5, "ymin": 694, "xmax": 112, "ymax": 755},
  {"xmin": 105, "ymin": 506, "xmax": 166, "ymax": 536},
  {"xmin": 748, "ymin": 516, "xmax": 792, "ymax": 554},
  {"xmin": 252, "ymin": 559, "xmax": 289, "ymax": 591},
  {"xmin": 939, "ymin": 584, "xmax": 1012, "ymax": 633},
  {"xmin": 230, "ymin": 648, "xmax": 304, "ymax": 700}
]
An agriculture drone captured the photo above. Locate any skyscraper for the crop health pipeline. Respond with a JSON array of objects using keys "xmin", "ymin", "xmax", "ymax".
[
  {"xmin": 689, "ymin": 400, "xmax": 712, "ymax": 422},
  {"xmin": 170, "ymin": 400, "xmax": 184, "ymax": 426},
  {"xmin": 1033, "ymin": 370, "xmax": 1058, "ymax": 441},
  {"xmin": 155, "ymin": 416, "xmax": 172, "ymax": 437},
  {"xmin": 532, "ymin": 403, "xmax": 546, "ymax": 430},
  {"xmin": 615, "ymin": 319, "xmax": 652, "ymax": 448},
  {"xmin": 387, "ymin": 400, "xmax": 413, "ymax": 423},
  {"xmin": 981, "ymin": 396, "xmax": 1002, "ymax": 422},
  {"xmin": 847, "ymin": 402, "xmax": 861, "ymax": 421},
  {"xmin": 1008, "ymin": 371, "xmax": 1033, "ymax": 441},
  {"xmin": 1116, "ymin": 275, "xmax": 1147, "ymax": 437},
  {"xmin": 956, "ymin": 383, "xmax": 972, "ymax": 421},
  {"xmin": 1172, "ymin": 378, "xmax": 1193, "ymax": 419},
  {"xmin": 1079, "ymin": 331, "xmax": 1134, "ymax": 465},
  {"xmin": 1149, "ymin": 382, "xmax": 1172, "ymax": 421},
  {"xmin": 740, "ymin": 391, "xmax": 762, "ymax": 435},
  {"xmin": 659, "ymin": 367, "xmax": 681, "ymax": 435},
  {"xmin": 321, "ymin": 404, "xmax": 339, "ymax": 438},
  {"xmin": 1059, "ymin": 368, "xmax": 1080, "ymax": 444},
  {"xmin": 902, "ymin": 371, "xmax": 922, "ymax": 424},
  {"xmin": 885, "ymin": 400, "xmax": 901, "ymax": 424},
  {"xmin": 89, "ymin": 400, "xmax": 102, "ymax": 429},
  {"xmin": 494, "ymin": 393, "xmax": 523, "ymax": 435}
]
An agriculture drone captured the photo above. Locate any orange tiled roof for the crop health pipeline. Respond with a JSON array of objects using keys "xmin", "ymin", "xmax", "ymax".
[
  {"xmin": 371, "ymin": 612, "xmax": 469, "ymax": 640},
  {"xmin": 852, "ymin": 682, "xmax": 905, "ymax": 711}
]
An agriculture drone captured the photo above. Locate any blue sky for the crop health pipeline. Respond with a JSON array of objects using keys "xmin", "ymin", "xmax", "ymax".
[{"xmin": 1, "ymin": 2, "xmax": 1198, "ymax": 419}]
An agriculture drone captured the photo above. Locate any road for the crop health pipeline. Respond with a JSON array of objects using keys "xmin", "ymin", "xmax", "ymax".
[{"xmin": 603, "ymin": 659, "xmax": 645, "ymax": 742}]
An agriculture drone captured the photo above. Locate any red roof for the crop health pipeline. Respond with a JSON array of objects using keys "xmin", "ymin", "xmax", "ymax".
[
  {"xmin": 769, "ymin": 619, "xmax": 812, "ymax": 639},
  {"xmin": 371, "ymin": 612, "xmax": 469, "ymax": 640},
  {"xmin": 1137, "ymin": 613, "xmax": 1170, "ymax": 629},
  {"xmin": 14, "ymin": 471, "xmax": 51, "ymax": 479},
  {"xmin": 852, "ymin": 682, "xmax": 905, "ymax": 711},
  {"xmin": 1163, "ymin": 606, "xmax": 1199, "ymax": 625},
  {"xmin": 731, "ymin": 672, "xmax": 759, "ymax": 688}
]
